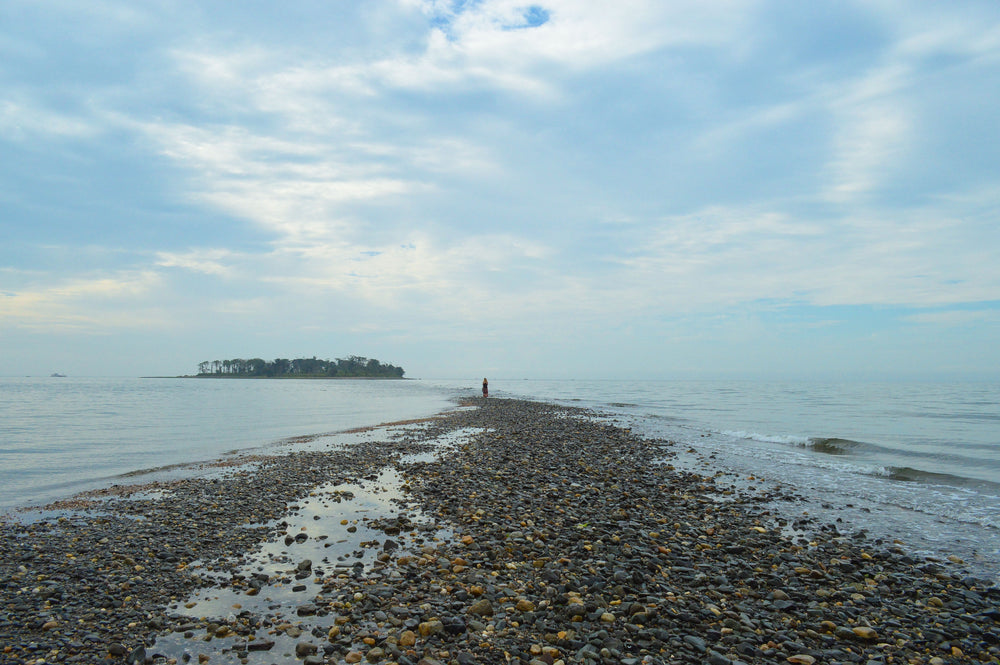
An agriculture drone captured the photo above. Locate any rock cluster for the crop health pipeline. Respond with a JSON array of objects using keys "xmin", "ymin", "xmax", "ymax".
[{"xmin": 1, "ymin": 398, "xmax": 997, "ymax": 665}]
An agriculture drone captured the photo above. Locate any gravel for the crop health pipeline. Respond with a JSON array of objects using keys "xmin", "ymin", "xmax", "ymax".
[{"xmin": 1, "ymin": 398, "xmax": 997, "ymax": 664}]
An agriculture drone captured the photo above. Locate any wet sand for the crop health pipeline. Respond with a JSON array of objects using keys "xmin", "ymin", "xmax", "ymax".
[{"xmin": 1, "ymin": 398, "xmax": 997, "ymax": 664}]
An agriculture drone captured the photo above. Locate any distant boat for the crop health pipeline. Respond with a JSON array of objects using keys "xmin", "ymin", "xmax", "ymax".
[{"xmin": 50, "ymin": 372, "xmax": 66, "ymax": 377}]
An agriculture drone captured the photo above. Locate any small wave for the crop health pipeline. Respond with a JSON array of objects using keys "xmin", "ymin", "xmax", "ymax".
[
  {"xmin": 806, "ymin": 437, "xmax": 865, "ymax": 456},
  {"xmin": 719, "ymin": 430, "xmax": 812, "ymax": 446},
  {"xmin": 876, "ymin": 465, "xmax": 998, "ymax": 489},
  {"xmin": 718, "ymin": 430, "xmax": 871, "ymax": 456},
  {"xmin": 642, "ymin": 413, "xmax": 688, "ymax": 423}
]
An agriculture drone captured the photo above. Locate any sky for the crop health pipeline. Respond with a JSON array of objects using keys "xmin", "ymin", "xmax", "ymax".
[{"xmin": 2, "ymin": 0, "xmax": 999, "ymax": 381}]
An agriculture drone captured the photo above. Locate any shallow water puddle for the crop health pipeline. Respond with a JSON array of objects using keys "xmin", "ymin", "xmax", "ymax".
[{"xmin": 151, "ymin": 427, "xmax": 476, "ymax": 663}]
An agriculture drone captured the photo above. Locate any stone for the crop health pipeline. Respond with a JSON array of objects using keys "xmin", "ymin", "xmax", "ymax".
[
  {"xmin": 468, "ymin": 599, "xmax": 494, "ymax": 616},
  {"xmin": 852, "ymin": 626, "xmax": 878, "ymax": 641},
  {"xmin": 707, "ymin": 650, "xmax": 731, "ymax": 665},
  {"xmin": 683, "ymin": 635, "xmax": 707, "ymax": 652},
  {"xmin": 835, "ymin": 626, "xmax": 856, "ymax": 640},
  {"xmin": 443, "ymin": 616, "xmax": 466, "ymax": 635},
  {"xmin": 419, "ymin": 620, "xmax": 444, "ymax": 637},
  {"xmin": 295, "ymin": 642, "xmax": 318, "ymax": 657}
]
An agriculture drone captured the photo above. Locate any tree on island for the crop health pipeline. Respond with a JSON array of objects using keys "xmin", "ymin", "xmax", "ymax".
[{"xmin": 196, "ymin": 355, "xmax": 404, "ymax": 378}]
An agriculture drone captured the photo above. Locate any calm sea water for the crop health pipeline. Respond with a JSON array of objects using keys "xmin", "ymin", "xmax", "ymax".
[
  {"xmin": 0, "ymin": 377, "xmax": 453, "ymax": 512},
  {"xmin": 2, "ymin": 376, "xmax": 997, "ymax": 582}
]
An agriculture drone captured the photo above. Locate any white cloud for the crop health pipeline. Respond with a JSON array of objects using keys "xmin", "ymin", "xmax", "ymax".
[
  {"xmin": 818, "ymin": 8, "xmax": 1000, "ymax": 204},
  {"xmin": 156, "ymin": 249, "xmax": 237, "ymax": 277},
  {"xmin": 612, "ymin": 198, "xmax": 1000, "ymax": 312},
  {"xmin": 821, "ymin": 63, "xmax": 913, "ymax": 203},
  {"xmin": 412, "ymin": 0, "xmax": 755, "ymax": 65},
  {"xmin": 904, "ymin": 309, "xmax": 998, "ymax": 326},
  {"xmin": 0, "ymin": 271, "xmax": 165, "ymax": 331},
  {"xmin": 0, "ymin": 98, "xmax": 100, "ymax": 141},
  {"xmin": 134, "ymin": 119, "xmax": 431, "ymax": 241},
  {"xmin": 824, "ymin": 96, "xmax": 910, "ymax": 202}
]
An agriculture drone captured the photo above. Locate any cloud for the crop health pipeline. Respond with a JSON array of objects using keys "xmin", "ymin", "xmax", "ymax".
[
  {"xmin": 134, "ymin": 119, "xmax": 431, "ymax": 241},
  {"xmin": 612, "ymin": 198, "xmax": 1000, "ymax": 312},
  {"xmin": 2, "ymin": 0, "xmax": 1000, "ymax": 377},
  {"xmin": 904, "ymin": 308, "xmax": 998, "ymax": 326},
  {"xmin": 823, "ymin": 86, "xmax": 911, "ymax": 202},
  {"xmin": 0, "ymin": 271, "xmax": 164, "ymax": 331},
  {"xmin": 155, "ymin": 249, "xmax": 238, "ymax": 277},
  {"xmin": 0, "ymin": 98, "xmax": 101, "ymax": 142},
  {"xmin": 817, "ymin": 7, "xmax": 1000, "ymax": 204}
]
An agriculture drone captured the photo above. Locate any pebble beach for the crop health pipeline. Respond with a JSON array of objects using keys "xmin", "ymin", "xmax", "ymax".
[{"xmin": 2, "ymin": 398, "xmax": 998, "ymax": 665}]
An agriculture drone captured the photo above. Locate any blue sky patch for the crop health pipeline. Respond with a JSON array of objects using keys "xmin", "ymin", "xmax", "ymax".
[{"xmin": 504, "ymin": 5, "xmax": 550, "ymax": 30}]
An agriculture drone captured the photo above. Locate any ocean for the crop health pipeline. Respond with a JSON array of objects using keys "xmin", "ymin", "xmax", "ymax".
[
  {"xmin": 1, "ymin": 376, "xmax": 997, "ymax": 582},
  {"xmin": 0, "ymin": 376, "xmax": 453, "ymax": 512}
]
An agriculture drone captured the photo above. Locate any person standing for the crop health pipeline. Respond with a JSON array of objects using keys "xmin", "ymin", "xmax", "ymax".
[{"xmin": 482, "ymin": 378, "xmax": 489, "ymax": 398}]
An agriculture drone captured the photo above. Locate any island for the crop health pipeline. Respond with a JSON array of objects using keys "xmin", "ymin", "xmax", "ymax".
[{"xmin": 193, "ymin": 355, "xmax": 404, "ymax": 378}]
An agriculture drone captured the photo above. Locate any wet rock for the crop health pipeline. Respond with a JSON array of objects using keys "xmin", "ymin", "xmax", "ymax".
[
  {"xmin": 684, "ymin": 635, "xmax": 707, "ymax": 652},
  {"xmin": 443, "ymin": 616, "xmax": 466, "ymax": 635},
  {"xmin": 295, "ymin": 642, "xmax": 318, "ymax": 657},
  {"xmin": 419, "ymin": 619, "xmax": 444, "ymax": 637},
  {"xmin": 468, "ymin": 599, "xmax": 494, "ymax": 616},
  {"xmin": 852, "ymin": 626, "xmax": 878, "ymax": 641},
  {"xmin": 246, "ymin": 639, "xmax": 275, "ymax": 651}
]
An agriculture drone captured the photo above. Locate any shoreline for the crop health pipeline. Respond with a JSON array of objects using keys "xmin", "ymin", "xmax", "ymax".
[{"xmin": 1, "ymin": 398, "xmax": 997, "ymax": 664}]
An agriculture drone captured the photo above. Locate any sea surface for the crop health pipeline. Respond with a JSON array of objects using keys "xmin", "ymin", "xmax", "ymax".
[
  {"xmin": 2, "ymin": 376, "xmax": 997, "ymax": 582},
  {"xmin": 0, "ymin": 377, "xmax": 453, "ymax": 512}
]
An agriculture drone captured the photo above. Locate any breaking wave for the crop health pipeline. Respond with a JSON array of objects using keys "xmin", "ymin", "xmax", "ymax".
[
  {"xmin": 719, "ymin": 430, "xmax": 868, "ymax": 456},
  {"xmin": 876, "ymin": 465, "xmax": 1000, "ymax": 490}
]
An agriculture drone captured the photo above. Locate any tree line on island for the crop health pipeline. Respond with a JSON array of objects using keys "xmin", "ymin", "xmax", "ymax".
[{"xmin": 196, "ymin": 356, "xmax": 405, "ymax": 378}]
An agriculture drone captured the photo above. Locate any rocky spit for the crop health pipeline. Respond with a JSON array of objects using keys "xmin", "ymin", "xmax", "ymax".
[{"xmin": 1, "ymin": 398, "xmax": 998, "ymax": 665}]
